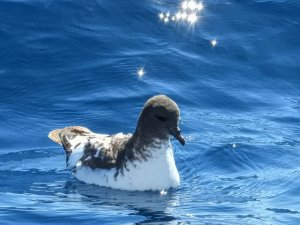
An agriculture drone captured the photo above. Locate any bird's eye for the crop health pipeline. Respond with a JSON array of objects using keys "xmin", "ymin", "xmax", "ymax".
[{"xmin": 154, "ymin": 114, "xmax": 167, "ymax": 122}]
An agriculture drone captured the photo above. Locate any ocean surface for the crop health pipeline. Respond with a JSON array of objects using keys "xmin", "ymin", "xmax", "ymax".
[{"xmin": 1, "ymin": 0, "xmax": 300, "ymax": 224}]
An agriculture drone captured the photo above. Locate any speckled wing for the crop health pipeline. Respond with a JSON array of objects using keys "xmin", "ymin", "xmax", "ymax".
[
  {"xmin": 48, "ymin": 126, "xmax": 132, "ymax": 171},
  {"xmin": 48, "ymin": 126, "xmax": 93, "ymax": 147}
]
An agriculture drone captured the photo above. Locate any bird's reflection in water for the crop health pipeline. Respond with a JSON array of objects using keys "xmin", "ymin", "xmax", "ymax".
[{"xmin": 64, "ymin": 180, "xmax": 180, "ymax": 224}]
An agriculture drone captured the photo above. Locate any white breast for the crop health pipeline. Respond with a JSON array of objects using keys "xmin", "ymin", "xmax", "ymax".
[{"xmin": 73, "ymin": 140, "xmax": 180, "ymax": 191}]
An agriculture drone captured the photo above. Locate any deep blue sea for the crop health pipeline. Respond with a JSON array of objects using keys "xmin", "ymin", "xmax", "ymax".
[{"xmin": 1, "ymin": 0, "xmax": 300, "ymax": 224}]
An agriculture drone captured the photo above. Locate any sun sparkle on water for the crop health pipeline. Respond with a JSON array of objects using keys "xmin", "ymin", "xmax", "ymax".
[
  {"xmin": 187, "ymin": 13, "xmax": 198, "ymax": 24},
  {"xmin": 137, "ymin": 68, "xmax": 145, "ymax": 78},
  {"xmin": 211, "ymin": 39, "xmax": 217, "ymax": 47},
  {"xmin": 158, "ymin": 1, "xmax": 216, "ymax": 48},
  {"xmin": 159, "ymin": 12, "xmax": 164, "ymax": 20},
  {"xmin": 158, "ymin": 0, "xmax": 204, "ymax": 26},
  {"xmin": 196, "ymin": 2, "xmax": 204, "ymax": 11},
  {"xmin": 181, "ymin": 1, "xmax": 188, "ymax": 10}
]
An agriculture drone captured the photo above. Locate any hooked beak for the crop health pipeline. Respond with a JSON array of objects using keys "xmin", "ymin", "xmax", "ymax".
[{"xmin": 170, "ymin": 127, "xmax": 185, "ymax": 146}]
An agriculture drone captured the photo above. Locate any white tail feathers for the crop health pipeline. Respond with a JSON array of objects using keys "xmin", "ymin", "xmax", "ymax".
[{"xmin": 48, "ymin": 129, "xmax": 62, "ymax": 145}]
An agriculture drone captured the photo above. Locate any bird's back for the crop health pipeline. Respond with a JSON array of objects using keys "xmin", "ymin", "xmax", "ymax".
[{"xmin": 48, "ymin": 126, "xmax": 132, "ymax": 171}]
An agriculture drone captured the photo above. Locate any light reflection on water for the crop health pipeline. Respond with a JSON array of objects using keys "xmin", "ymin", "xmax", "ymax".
[{"xmin": 0, "ymin": 0, "xmax": 300, "ymax": 224}]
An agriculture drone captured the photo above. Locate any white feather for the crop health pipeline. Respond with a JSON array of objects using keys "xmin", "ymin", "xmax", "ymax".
[{"xmin": 68, "ymin": 138, "xmax": 180, "ymax": 191}]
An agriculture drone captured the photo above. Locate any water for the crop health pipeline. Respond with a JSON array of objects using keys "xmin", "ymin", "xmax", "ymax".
[{"xmin": 0, "ymin": 0, "xmax": 300, "ymax": 224}]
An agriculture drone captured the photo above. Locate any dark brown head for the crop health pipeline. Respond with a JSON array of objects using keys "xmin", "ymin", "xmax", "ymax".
[{"xmin": 134, "ymin": 95, "xmax": 185, "ymax": 146}]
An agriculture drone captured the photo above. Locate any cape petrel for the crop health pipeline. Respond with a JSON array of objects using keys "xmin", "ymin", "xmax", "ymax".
[{"xmin": 48, "ymin": 95, "xmax": 185, "ymax": 191}]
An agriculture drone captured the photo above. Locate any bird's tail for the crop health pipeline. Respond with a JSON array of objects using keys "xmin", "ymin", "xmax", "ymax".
[{"xmin": 48, "ymin": 129, "xmax": 62, "ymax": 145}]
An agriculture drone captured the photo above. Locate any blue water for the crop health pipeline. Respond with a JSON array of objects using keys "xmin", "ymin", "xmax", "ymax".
[{"xmin": 1, "ymin": 0, "xmax": 300, "ymax": 224}]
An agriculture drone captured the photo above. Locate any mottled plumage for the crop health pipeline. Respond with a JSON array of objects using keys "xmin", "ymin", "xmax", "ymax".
[{"xmin": 48, "ymin": 95, "xmax": 185, "ymax": 191}]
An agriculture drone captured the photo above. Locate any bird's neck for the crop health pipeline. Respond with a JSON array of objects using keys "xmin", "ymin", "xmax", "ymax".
[
  {"xmin": 114, "ymin": 131, "xmax": 169, "ymax": 178},
  {"xmin": 131, "ymin": 126, "xmax": 169, "ymax": 151}
]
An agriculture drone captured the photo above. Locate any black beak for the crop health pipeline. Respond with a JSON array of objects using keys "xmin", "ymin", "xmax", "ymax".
[{"xmin": 170, "ymin": 127, "xmax": 185, "ymax": 146}]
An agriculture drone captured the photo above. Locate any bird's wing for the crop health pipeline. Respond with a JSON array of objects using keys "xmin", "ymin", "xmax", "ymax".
[
  {"xmin": 48, "ymin": 126, "xmax": 94, "ymax": 147},
  {"xmin": 49, "ymin": 126, "xmax": 132, "ymax": 170},
  {"xmin": 72, "ymin": 133, "xmax": 131, "ymax": 170}
]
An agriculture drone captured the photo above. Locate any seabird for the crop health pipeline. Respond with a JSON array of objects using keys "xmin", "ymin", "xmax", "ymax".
[{"xmin": 48, "ymin": 95, "xmax": 185, "ymax": 191}]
